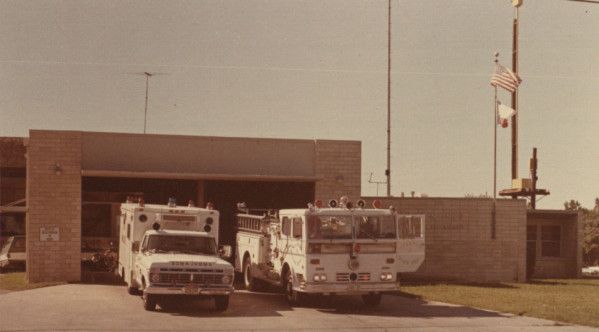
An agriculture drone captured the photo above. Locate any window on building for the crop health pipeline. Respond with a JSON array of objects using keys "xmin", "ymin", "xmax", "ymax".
[
  {"xmin": 541, "ymin": 225, "xmax": 561, "ymax": 257},
  {"xmin": 282, "ymin": 217, "xmax": 291, "ymax": 237},
  {"xmin": 292, "ymin": 217, "xmax": 302, "ymax": 239}
]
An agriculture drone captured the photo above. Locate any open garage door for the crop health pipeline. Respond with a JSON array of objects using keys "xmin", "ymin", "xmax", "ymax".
[{"xmin": 204, "ymin": 181, "xmax": 314, "ymax": 246}]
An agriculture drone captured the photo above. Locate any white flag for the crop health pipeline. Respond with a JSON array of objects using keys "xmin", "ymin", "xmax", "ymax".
[{"xmin": 497, "ymin": 103, "xmax": 516, "ymax": 128}]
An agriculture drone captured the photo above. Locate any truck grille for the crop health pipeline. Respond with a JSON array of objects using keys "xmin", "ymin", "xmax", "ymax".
[
  {"xmin": 336, "ymin": 272, "xmax": 371, "ymax": 282},
  {"xmin": 157, "ymin": 273, "xmax": 224, "ymax": 286}
]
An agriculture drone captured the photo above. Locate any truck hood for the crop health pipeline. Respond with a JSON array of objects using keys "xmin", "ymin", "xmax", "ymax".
[{"xmin": 142, "ymin": 253, "xmax": 233, "ymax": 270}]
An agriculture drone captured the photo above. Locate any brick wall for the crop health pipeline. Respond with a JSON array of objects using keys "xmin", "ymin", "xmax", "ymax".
[
  {"xmin": 363, "ymin": 197, "xmax": 527, "ymax": 283},
  {"xmin": 314, "ymin": 140, "xmax": 361, "ymax": 202},
  {"xmin": 26, "ymin": 130, "xmax": 82, "ymax": 282}
]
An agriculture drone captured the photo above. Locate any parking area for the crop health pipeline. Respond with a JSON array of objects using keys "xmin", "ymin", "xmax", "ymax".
[{"xmin": 0, "ymin": 284, "xmax": 596, "ymax": 332}]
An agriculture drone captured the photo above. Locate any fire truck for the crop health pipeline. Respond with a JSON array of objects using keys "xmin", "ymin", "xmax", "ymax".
[
  {"xmin": 234, "ymin": 197, "xmax": 425, "ymax": 306},
  {"xmin": 118, "ymin": 198, "xmax": 234, "ymax": 311}
]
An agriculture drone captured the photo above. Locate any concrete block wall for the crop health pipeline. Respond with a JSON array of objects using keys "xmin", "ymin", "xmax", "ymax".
[
  {"xmin": 26, "ymin": 130, "xmax": 82, "ymax": 282},
  {"xmin": 314, "ymin": 140, "xmax": 361, "ymax": 202},
  {"xmin": 363, "ymin": 197, "xmax": 527, "ymax": 283}
]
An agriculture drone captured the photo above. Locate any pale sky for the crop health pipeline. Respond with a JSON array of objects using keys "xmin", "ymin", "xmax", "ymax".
[{"xmin": 1, "ymin": 0, "xmax": 597, "ymax": 209}]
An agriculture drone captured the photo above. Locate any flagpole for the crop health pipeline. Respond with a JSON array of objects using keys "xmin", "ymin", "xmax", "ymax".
[
  {"xmin": 494, "ymin": 89, "xmax": 498, "ymax": 201},
  {"xmin": 492, "ymin": 54, "xmax": 499, "ymax": 240}
]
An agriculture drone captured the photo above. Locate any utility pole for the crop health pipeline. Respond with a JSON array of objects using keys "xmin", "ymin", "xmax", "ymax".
[
  {"xmin": 386, "ymin": 0, "xmax": 392, "ymax": 197},
  {"xmin": 143, "ymin": 72, "xmax": 152, "ymax": 134},
  {"xmin": 530, "ymin": 147, "xmax": 538, "ymax": 209},
  {"xmin": 511, "ymin": 1, "xmax": 521, "ymax": 180}
]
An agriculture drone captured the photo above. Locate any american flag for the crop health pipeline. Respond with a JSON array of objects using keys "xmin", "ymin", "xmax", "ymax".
[{"xmin": 490, "ymin": 64, "xmax": 522, "ymax": 93}]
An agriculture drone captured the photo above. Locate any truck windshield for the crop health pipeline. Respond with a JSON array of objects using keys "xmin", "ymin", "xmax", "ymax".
[
  {"xmin": 356, "ymin": 216, "xmax": 396, "ymax": 239},
  {"xmin": 145, "ymin": 235, "xmax": 217, "ymax": 255},
  {"xmin": 308, "ymin": 215, "xmax": 353, "ymax": 240}
]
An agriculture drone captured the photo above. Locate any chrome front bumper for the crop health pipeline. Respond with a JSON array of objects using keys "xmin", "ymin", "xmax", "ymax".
[
  {"xmin": 298, "ymin": 281, "xmax": 400, "ymax": 295},
  {"xmin": 145, "ymin": 285, "xmax": 234, "ymax": 296}
]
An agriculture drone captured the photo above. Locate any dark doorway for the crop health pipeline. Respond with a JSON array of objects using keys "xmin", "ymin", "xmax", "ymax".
[
  {"xmin": 204, "ymin": 181, "xmax": 314, "ymax": 246},
  {"xmin": 82, "ymin": 177, "xmax": 198, "ymax": 204}
]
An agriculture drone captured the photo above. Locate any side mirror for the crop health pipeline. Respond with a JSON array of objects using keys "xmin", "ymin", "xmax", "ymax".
[
  {"xmin": 132, "ymin": 241, "xmax": 140, "ymax": 252},
  {"xmin": 218, "ymin": 245, "xmax": 232, "ymax": 259}
]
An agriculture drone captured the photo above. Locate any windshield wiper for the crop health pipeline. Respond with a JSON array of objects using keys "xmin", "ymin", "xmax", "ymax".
[{"xmin": 179, "ymin": 249, "xmax": 206, "ymax": 255}]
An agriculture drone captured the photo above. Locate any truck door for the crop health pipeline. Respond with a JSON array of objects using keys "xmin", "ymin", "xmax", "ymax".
[
  {"xmin": 396, "ymin": 215, "xmax": 425, "ymax": 272},
  {"xmin": 278, "ymin": 216, "xmax": 303, "ymax": 264}
]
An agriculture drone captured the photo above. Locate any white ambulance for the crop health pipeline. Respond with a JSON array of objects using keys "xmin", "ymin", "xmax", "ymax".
[
  {"xmin": 234, "ymin": 197, "xmax": 425, "ymax": 306},
  {"xmin": 118, "ymin": 198, "xmax": 234, "ymax": 311}
]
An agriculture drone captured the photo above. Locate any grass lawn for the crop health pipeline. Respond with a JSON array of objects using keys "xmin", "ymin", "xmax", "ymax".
[
  {"xmin": 0, "ymin": 272, "xmax": 64, "ymax": 292},
  {"xmin": 401, "ymin": 278, "xmax": 599, "ymax": 328}
]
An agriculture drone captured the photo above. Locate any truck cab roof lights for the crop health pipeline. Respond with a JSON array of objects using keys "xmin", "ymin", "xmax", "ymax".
[
  {"xmin": 388, "ymin": 205, "xmax": 396, "ymax": 212},
  {"xmin": 188, "ymin": 200, "xmax": 195, "ymax": 207},
  {"xmin": 328, "ymin": 199, "xmax": 338, "ymax": 208},
  {"xmin": 206, "ymin": 202, "xmax": 214, "ymax": 210},
  {"xmin": 138, "ymin": 198, "xmax": 145, "ymax": 207},
  {"xmin": 152, "ymin": 222, "xmax": 161, "ymax": 231},
  {"xmin": 167, "ymin": 198, "xmax": 176, "ymax": 207},
  {"xmin": 372, "ymin": 200, "xmax": 382, "ymax": 209},
  {"xmin": 314, "ymin": 200, "xmax": 323, "ymax": 208},
  {"xmin": 356, "ymin": 199, "xmax": 366, "ymax": 209}
]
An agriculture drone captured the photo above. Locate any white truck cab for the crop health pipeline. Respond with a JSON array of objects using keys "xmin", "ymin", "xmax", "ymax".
[
  {"xmin": 118, "ymin": 199, "xmax": 234, "ymax": 311},
  {"xmin": 234, "ymin": 198, "xmax": 425, "ymax": 306}
]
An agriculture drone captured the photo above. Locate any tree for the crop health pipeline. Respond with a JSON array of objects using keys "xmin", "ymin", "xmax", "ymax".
[{"xmin": 566, "ymin": 198, "xmax": 599, "ymax": 266}]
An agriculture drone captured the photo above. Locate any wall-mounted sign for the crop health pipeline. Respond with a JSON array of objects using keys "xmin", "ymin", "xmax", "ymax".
[{"xmin": 40, "ymin": 227, "xmax": 59, "ymax": 241}]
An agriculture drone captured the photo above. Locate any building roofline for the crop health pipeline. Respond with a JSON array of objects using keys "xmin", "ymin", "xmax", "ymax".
[{"xmin": 29, "ymin": 129, "xmax": 360, "ymax": 144}]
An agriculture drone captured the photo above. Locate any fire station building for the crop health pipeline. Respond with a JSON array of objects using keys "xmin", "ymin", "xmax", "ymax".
[{"xmin": 0, "ymin": 130, "xmax": 582, "ymax": 283}]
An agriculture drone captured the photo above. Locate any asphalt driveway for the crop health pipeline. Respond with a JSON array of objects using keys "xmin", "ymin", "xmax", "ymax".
[{"xmin": 0, "ymin": 284, "xmax": 596, "ymax": 331}]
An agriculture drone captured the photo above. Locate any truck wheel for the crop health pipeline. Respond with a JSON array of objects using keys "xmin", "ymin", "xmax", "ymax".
[
  {"xmin": 143, "ymin": 293, "xmax": 157, "ymax": 311},
  {"xmin": 362, "ymin": 293, "xmax": 382, "ymax": 306},
  {"xmin": 284, "ymin": 269, "xmax": 304, "ymax": 306},
  {"xmin": 214, "ymin": 295, "xmax": 229, "ymax": 311},
  {"xmin": 243, "ymin": 257, "xmax": 259, "ymax": 291},
  {"xmin": 127, "ymin": 286, "xmax": 139, "ymax": 295}
]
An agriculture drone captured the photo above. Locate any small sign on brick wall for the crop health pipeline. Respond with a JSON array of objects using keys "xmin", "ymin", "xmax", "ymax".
[{"xmin": 40, "ymin": 227, "xmax": 59, "ymax": 241}]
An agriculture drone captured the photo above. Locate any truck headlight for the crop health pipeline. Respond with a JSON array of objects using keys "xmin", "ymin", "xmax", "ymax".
[
  {"xmin": 380, "ymin": 272, "xmax": 393, "ymax": 281},
  {"xmin": 313, "ymin": 273, "xmax": 327, "ymax": 282}
]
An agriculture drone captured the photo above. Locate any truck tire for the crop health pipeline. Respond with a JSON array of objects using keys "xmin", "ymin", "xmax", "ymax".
[
  {"xmin": 143, "ymin": 293, "xmax": 157, "ymax": 311},
  {"xmin": 284, "ymin": 268, "xmax": 304, "ymax": 306},
  {"xmin": 362, "ymin": 293, "xmax": 382, "ymax": 306},
  {"xmin": 127, "ymin": 286, "xmax": 139, "ymax": 295},
  {"xmin": 214, "ymin": 295, "xmax": 229, "ymax": 311},
  {"xmin": 243, "ymin": 256, "xmax": 259, "ymax": 291}
]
